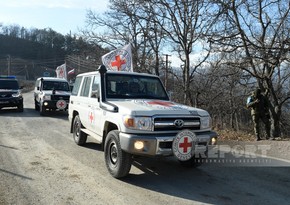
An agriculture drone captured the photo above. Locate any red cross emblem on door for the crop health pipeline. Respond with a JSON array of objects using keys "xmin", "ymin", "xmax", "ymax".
[{"xmin": 89, "ymin": 112, "xmax": 94, "ymax": 123}]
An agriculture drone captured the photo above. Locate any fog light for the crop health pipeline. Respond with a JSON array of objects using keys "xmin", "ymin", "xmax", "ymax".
[
  {"xmin": 44, "ymin": 102, "xmax": 48, "ymax": 106},
  {"xmin": 211, "ymin": 137, "xmax": 217, "ymax": 145},
  {"xmin": 134, "ymin": 141, "xmax": 144, "ymax": 150}
]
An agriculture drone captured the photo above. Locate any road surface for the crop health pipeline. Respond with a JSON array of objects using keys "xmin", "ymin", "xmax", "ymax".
[{"xmin": 1, "ymin": 91, "xmax": 290, "ymax": 205}]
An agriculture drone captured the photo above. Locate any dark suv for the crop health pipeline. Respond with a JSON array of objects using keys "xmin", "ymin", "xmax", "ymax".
[{"xmin": 0, "ymin": 76, "xmax": 24, "ymax": 112}]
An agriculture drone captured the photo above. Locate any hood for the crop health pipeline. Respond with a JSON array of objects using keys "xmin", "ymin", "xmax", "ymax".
[
  {"xmin": 41, "ymin": 90, "xmax": 71, "ymax": 95},
  {"xmin": 108, "ymin": 99, "xmax": 209, "ymax": 116}
]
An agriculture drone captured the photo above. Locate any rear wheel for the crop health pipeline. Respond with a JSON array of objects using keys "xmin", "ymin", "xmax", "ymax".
[
  {"xmin": 104, "ymin": 130, "xmax": 132, "ymax": 178},
  {"xmin": 72, "ymin": 115, "xmax": 87, "ymax": 145}
]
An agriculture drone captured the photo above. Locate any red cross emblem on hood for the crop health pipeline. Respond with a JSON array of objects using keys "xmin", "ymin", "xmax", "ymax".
[{"xmin": 147, "ymin": 100, "xmax": 174, "ymax": 107}]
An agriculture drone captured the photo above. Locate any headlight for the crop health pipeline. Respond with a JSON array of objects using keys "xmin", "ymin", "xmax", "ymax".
[
  {"xmin": 43, "ymin": 95, "xmax": 51, "ymax": 101},
  {"xmin": 123, "ymin": 116, "xmax": 152, "ymax": 131},
  {"xmin": 200, "ymin": 116, "xmax": 211, "ymax": 130},
  {"xmin": 12, "ymin": 91, "xmax": 22, "ymax": 97}
]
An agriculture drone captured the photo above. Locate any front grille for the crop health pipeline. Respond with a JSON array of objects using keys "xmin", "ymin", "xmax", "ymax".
[
  {"xmin": 153, "ymin": 116, "xmax": 200, "ymax": 131},
  {"xmin": 51, "ymin": 95, "xmax": 70, "ymax": 101},
  {"xmin": 0, "ymin": 94, "xmax": 12, "ymax": 98}
]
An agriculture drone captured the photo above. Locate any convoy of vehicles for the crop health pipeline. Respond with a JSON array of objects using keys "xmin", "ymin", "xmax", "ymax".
[{"xmin": 1, "ymin": 67, "xmax": 217, "ymax": 179}]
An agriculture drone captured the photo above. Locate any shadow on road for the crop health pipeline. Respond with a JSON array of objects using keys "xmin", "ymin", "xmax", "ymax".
[
  {"xmin": 119, "ymin": 156, "xmax": 290, "ymax": 205},
  {"xmin": 0, "ymin": 107, "xmax": 68, "ymax": 120}
]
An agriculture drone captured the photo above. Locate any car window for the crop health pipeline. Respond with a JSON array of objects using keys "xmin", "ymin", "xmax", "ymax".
[
  {"xmin": 105, "ymin": 74, "xmax": 169, "ymax": 100},
  {"xmin": 42, "ymin": 81, "xmax": 70, "ymax": 91},
  {"xmin": 71, "ymin": 76, "xmax": 82, "ymax": 96},
  {"xmin": 80, "ymin": 76, "xmax": 92, "ymax": 97},
  {"xmin": 0, "ymin": 80, "xmax": 19, "ymax": 89},
  {"xmin": 91, "ymin": 76, "xmax": 99, "ymax": 98}
]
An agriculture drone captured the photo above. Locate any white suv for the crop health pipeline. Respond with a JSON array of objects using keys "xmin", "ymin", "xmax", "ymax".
[
  {"xmin": 68, "ymin": 66, "xmax": 217, "ymax": 178},
  {"xmin": 34, "ymin": 77, "xmax": 71, "ymax": 115}
]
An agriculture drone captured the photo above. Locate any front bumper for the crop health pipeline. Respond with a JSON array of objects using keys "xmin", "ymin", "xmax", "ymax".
[
  {"xmin": 42, "ymin": 100, "xmax": 69, "ymax": 110},
  {"xmin": 0, "ymin": 97, "xmax": 23, "ymax": 108},
  {"xmin": 119, "ymin": 131, "xmax": 217, "ymax": 156}
]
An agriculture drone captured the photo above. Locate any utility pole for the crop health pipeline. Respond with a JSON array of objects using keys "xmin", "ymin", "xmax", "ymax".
[
  {"xmin": 7, "ymin": 55, "xmax": 11, "ymax": 76},
  {"xmin": 163, "ymin": 54, "xmax": 171, "ymax": 90}
]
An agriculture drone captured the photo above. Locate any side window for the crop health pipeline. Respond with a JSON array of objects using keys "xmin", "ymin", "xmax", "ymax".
[
  {"xmin": 71, "ymin": 77, "xmax": 82, "ymax": 96},
  {"xmin": 80, "ymin": 76, "xmax": 92, "ymax": 97},
  {"xmin": 91, "ymin": 76, "xmax": 100, "ymax": 98}
]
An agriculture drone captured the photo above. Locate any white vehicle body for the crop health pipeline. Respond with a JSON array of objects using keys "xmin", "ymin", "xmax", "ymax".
[{"xmin": 68, "ymin": 66, "xmax": 217, "ymax": 178}]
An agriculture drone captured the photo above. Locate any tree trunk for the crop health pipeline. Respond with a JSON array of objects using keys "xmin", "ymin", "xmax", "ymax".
[{"xmin": 271, "ymin": 106, "xmax": 281, "ymax": 138}]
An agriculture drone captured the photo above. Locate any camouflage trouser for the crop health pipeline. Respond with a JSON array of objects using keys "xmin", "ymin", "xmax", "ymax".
[{"xmin": 252, "ymin": 114, "xmax": 271, "ymax": 139}]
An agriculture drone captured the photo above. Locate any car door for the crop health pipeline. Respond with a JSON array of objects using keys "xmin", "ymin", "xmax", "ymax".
[
  {"xmin": 77, "ymin": 76, "xmax": 93, "ymax": 130},
  {"xmin": 87, "ymin": 75, "xmax": 102, "ymax": 136}
]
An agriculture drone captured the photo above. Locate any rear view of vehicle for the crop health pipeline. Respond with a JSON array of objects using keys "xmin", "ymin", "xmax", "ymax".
[{"xmin": 0, "ymin": 76, "xmax": 23, "ymax": 112}]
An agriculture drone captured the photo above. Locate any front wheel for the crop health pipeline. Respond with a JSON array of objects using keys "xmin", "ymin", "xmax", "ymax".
[
  {"xmin": 39, "ymin": 101, "xmax": 46, "ymax": 116},
  {"xmin": 17, "ymin": 104, "xmax": 24, "ymax": 112},
  {"xmin": 34, "ymin": 100, "xmax": 39, "ymax": 111},
  {"xmin": 72, "ymin": 115, "xmax": 87, "ymax": 145},
  {"xmin": 104, "ymin": 130, "xmax": 132, "ymax": 178}
]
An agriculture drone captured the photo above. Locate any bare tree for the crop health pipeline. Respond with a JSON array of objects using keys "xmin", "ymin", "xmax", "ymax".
[
  {"xmin": 209, "ymin": 0, "xmax": 290, "ymax": 138},
  {"xmin": 149, "ymin": 0, "xmax": 212, "ymax": 104},
  {"xmin": 82, "ymin": 0, "xmax": 167, "ymax": 74}
]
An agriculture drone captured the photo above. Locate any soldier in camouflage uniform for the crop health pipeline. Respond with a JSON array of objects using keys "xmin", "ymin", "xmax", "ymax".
[{"xmin": 247, "ymin": 88, "xmax": 271, "ymax": 141}]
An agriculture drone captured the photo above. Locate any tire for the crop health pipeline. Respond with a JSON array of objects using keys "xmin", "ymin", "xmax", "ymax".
[
  {"xmin": 39, "ymin": 102, "xmax": 46, "ymax": 116},
  {"xmin": 18, "ymin": 104, "xmax": 24, "ymax": 112},
  {"xmin": 104, "ymin": 130, "xmax": 132, "ymax": 178},
  {"xmin": 72, "ymin": 115, "xmax": 87, "ymax": 145},
  {"xmin": 35, "ymin": 100, "xmax": 39, "ymax": 111}
]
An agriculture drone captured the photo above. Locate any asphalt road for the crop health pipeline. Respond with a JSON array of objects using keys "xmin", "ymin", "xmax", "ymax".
[{"xmin": 0, "ymin": 91, "xmax": 290, "ymax": 205}]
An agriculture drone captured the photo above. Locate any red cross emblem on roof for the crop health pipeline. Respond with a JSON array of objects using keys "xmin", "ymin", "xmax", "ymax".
[
  {"xmin": 148, "ymin": 100, "xmax": 174, "ymax": 107},
  {"xmin": 111, "ymin": 55, "xmax": 126, "ymax": 71}
]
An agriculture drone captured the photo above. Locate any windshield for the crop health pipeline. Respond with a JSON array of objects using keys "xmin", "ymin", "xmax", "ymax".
[
  {"xmin": 106, "ymin": 73, "xmax": 169, "ymax": 100},
  {"xmin": 0, "ymin": 80, "xmax": 19, "ymax": 89},
  {"xmin": 42, "ymin": 81, "xmax": 70, "ymax": 91}
]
